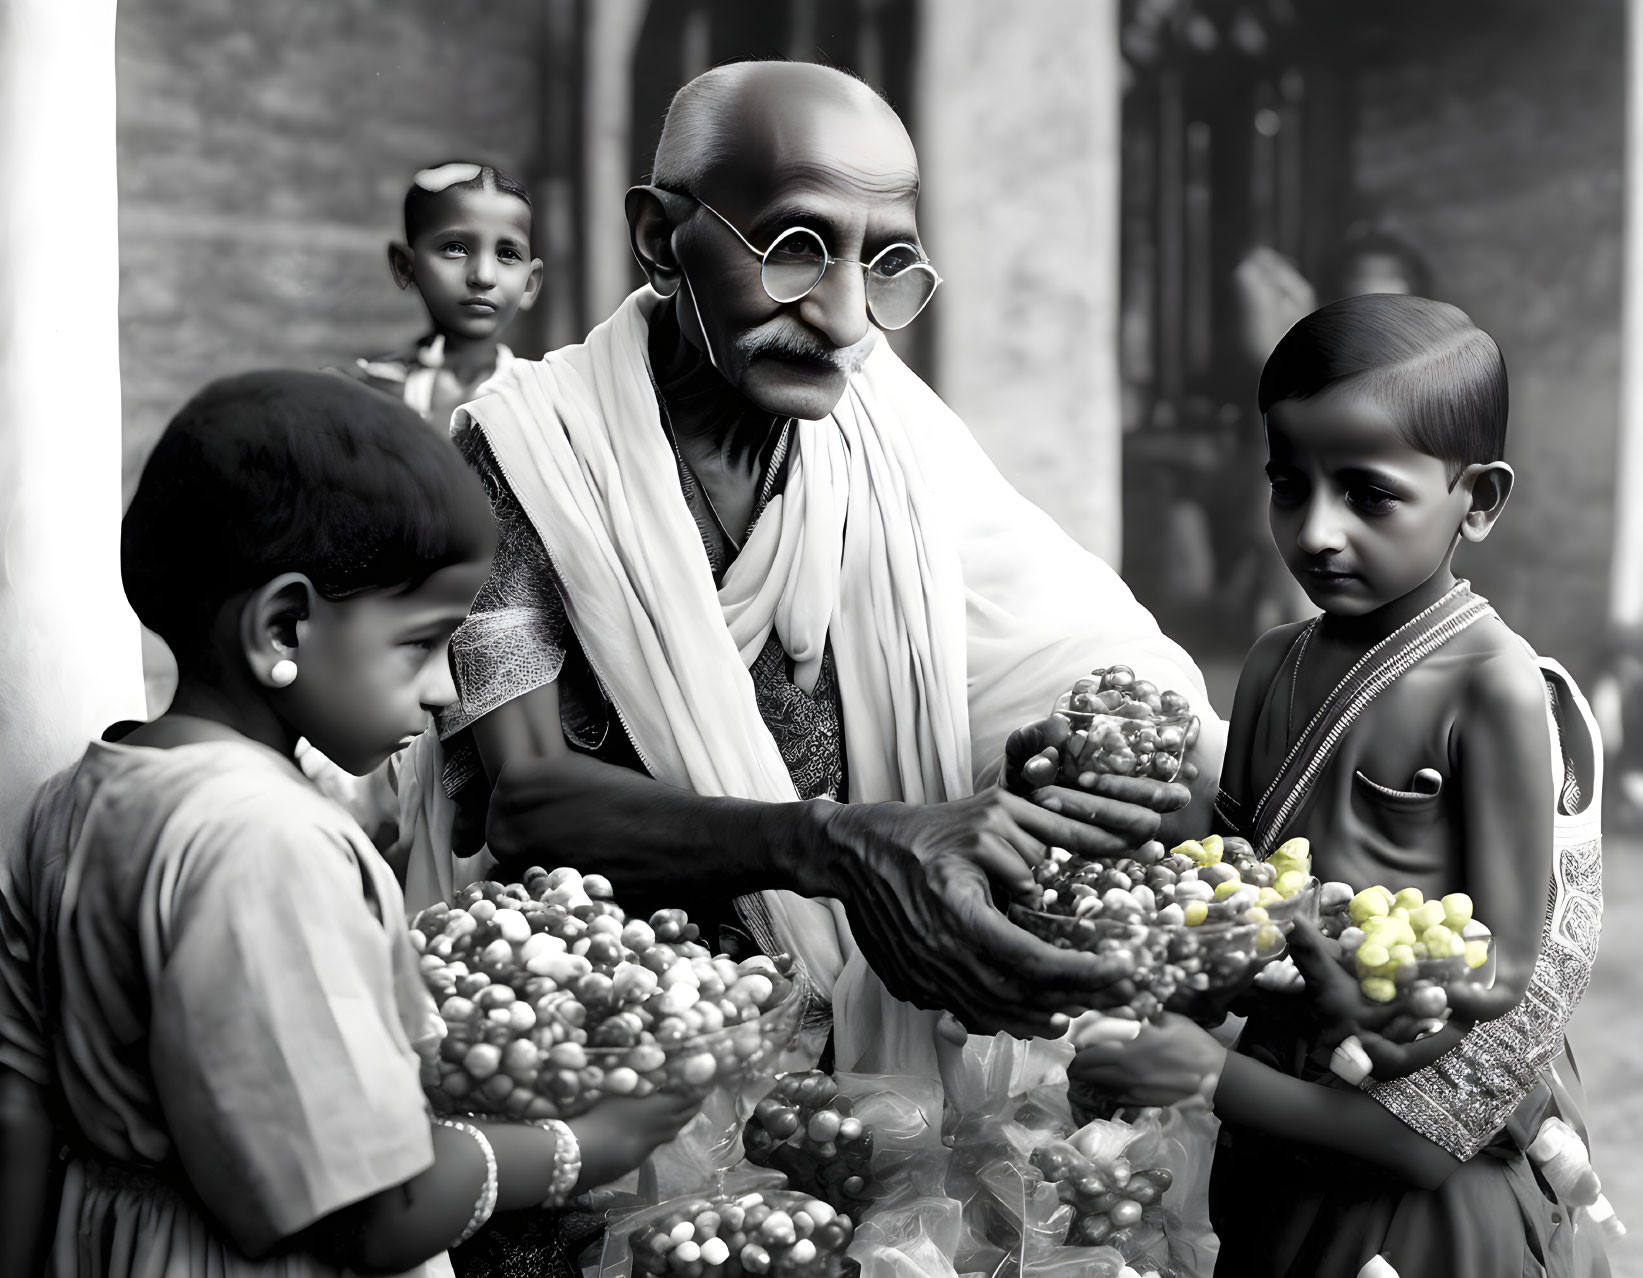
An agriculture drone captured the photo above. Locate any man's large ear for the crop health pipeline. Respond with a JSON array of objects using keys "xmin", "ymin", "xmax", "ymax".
[
  {"xmin": 626, "ymin": 185, "xmax": 688, "ymax": 298},
  {"xmin": 238, "ymin": 573, "xmax": 317, "ymax": 688},
  {"xmin": 1458, "ymin": 461, "xmax": 1514, "ymax": 543}
]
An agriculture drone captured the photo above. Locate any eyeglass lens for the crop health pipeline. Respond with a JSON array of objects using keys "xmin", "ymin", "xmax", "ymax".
[
  {"xmin": 758, "ymin": 227, "xmax": 938, "ymax": 330},
  {"xmin": 760, "ymin": 228, "xmax": 830, "ymax": 302}
]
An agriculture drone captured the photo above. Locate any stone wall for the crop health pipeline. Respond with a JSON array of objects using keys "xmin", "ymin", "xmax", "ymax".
[
  {"xmin": 117, "ymin": 0, "xmax": 547, "ymax": 707},
  {"xmin": 1348, "ymin": 0, "xmax": 1625, "ymax": 675}
]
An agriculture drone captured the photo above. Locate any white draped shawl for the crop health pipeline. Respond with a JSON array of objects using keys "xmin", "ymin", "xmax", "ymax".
[{"xmin": 405, "ymin": 286, "xmax": 1222, "ymax": 1077}]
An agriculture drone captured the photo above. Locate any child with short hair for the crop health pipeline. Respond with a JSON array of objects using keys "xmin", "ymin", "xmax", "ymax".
[
  {"xmin": 0, "ymin": 372, "xmax": 698, "ymax": 1278},
  {"xmin": 1070, "ymin": 295, "xmax": 1608, "ymax": 1277},
  {"xmin": 347, "ymin": 161, "xmax": 543, "ymax": 426},
  {"xmin": 316, "ymin": 162, "xmax": 542, "ymax": 850}
]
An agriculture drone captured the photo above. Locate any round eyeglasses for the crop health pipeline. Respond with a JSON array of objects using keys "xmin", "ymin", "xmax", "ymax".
[{"xmin": 670, "ymin": 191, "xmax": 943, "ymax": 331}]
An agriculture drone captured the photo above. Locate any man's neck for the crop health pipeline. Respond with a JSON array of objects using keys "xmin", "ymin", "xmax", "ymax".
[{"xmin": 648, "ymin": 301, "xmax": 786, "ymax": 473}]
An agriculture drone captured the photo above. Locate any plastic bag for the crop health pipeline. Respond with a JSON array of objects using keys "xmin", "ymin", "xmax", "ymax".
[
  {"xmin": 940, "ymin": 1038, "xmax": 1029, "ymax": 1272},
  {"xmin": 1015, "ymin": 1247, "xmax": 1130, "ymax": 1278},
  {"xmin": 975, "ymin": 1151, "xmax": 1075, "ymax": 1262},
  {"xmin": 960, "ymin": 1109, "xmax": 1191, "ymax": 1277},
  {"xmin": 963, "ymin": 1149, "xmax": 1138, "ymax": 1278},
  {"xmin": 847, "ymin": 1194, "xmax": 967, "ymax": 1278},
  {"xmin": 1149, "ymin": 1105, "xmax": 1219, "ymax": 1278},
  {"xmin": 738, "ymin": 1068, "xmax": 949, "ymax": 1216},
  {"xmin": 938, "ymin": 1035, "xmax": 1082, "ymax": 1275},
  {"xmin": 838, "ymin": 1071, "xmax": 950, "ymax": 1199}
]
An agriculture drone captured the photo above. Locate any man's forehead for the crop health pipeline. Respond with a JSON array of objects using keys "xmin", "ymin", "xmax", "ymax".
[{"xmin": 704, "ymin": 86, "xmax": 920, "ymax": 221}]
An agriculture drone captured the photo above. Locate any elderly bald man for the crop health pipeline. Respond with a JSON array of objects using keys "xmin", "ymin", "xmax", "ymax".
[{"xmin": 404, "ymin": 60, "xmax": 1226, "ymax": 1073}]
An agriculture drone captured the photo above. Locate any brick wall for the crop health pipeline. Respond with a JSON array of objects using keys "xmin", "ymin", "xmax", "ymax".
[
  {"xmin": 118, "ymin": 0, "xmax": 548, "ymax": 707},
  {"xmin": 116, "ymin": 0, "xmax": 546, "ymax": 499},
  {"xmin": 1349, "ymin": 0, "xmax": 1625, "ymax": 676}
]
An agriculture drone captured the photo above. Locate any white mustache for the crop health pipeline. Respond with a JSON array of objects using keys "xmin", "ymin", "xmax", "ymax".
[{"xmin": 735, "ymin": 322, "xmax": 878, "ymax": 375}]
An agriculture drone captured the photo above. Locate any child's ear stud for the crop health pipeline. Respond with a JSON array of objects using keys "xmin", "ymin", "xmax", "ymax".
[{"xmin": 270, "ymin": 659, "xmax": 298, "ymax": 688}]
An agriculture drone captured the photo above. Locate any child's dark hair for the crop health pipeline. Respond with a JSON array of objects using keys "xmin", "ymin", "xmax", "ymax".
[
  {"xmin": 403, "ymin": 161, "xmax": 532, "ymax": 243},
  {"xmin": 123, "ymin": 370, "xmax": 495, "ymax": 666},
  {"xmin": 1258, "ymin": 294, "xmax": 1507, "ymax": 483}
]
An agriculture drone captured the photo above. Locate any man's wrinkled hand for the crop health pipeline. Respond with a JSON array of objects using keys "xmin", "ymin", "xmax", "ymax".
[
  {"xmin": 812, "ymin": 793, "xmax": 1145, "ymax": 1038},
  {"xmin": 1003, "ymin": 717, "xmax": 1193, "ymax": 857}
]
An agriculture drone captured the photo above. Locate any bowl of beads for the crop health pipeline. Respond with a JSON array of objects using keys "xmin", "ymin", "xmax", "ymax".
[
  {"xmin": 1049, "ymin": 666, "xmax": 1201, "ymax": 785},
  {"xmin": 1325, "ymin": 883, "xmax": 1495, "ymax": 1038},
  {"xmin": 413, "ymin": 870, "xmax": 806, "ymax": 1120},
  {"xmin": 1013, "ymin": 836, "xmax": 1319, "ymax": 1020}
]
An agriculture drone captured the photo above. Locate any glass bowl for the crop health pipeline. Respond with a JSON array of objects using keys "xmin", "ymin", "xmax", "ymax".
[
  {"xmin": 1049, "ymin": 702, "xmax": 1199, "ymax": 784},
  {"xmin": 425, "ymin": 977, "xmax": 806, "ymax": 1120}
]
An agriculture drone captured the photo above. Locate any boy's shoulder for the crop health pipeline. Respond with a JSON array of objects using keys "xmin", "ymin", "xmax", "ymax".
[
  {"xmin": 1447, "ymin": 610, "xmax": 1548, "ymax": 720},
  {"xmin": 1242, "ymin": 618, "xmax": 1314, "ymax": 686}
]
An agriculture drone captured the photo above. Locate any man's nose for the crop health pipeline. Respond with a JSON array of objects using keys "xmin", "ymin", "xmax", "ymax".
[
  {"xmin": 467, "ymin": 253, "xmax": 497, "ymax": 288},
  {"xmin": 1295, "ymin": 498, "xmax": 1348, "ymax": 555},
  {"xmin": 796, "ymin": 261, "xmax": 871, "ymax": 352}
]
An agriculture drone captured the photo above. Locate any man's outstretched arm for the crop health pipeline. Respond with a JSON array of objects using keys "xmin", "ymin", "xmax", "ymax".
[{"xmin": 471, "ymin": 685, "xmax": 1184, "ymax": 1036}]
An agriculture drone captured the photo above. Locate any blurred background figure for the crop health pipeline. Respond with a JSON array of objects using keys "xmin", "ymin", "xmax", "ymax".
[
  {"xmin": 1329, "ymin": 220, "xmax": 1431, "ymax": 300},
  {"xmin": 1113, "ymin": 0, "xmax": 1622, "ymax": 714},
  {"xmin": 1214, "ymin": 220, "xmax": 1435, "ymax": 641}
]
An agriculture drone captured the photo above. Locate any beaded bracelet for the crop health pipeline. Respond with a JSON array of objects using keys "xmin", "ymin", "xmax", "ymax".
[
  {"xmin": 528, "ymin": 1117, "xmax": 582, "ymax": 1207},
  {"xmin": 435, "ymin": 1118, "xmax": 499, "ymax": 1248}
]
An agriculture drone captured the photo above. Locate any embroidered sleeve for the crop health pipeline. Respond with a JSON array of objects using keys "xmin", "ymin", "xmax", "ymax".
[
  {"xmin": 1365, "ymin": 831, "xmax": 1601, "ymax": 1159},
  {"xmin": 1366, "ymin": 676, "xmax": 1603, "ymax": 1160},
  {"xmin": 439, "ymin": 425, "xmax": 571, "ymax": 738}
]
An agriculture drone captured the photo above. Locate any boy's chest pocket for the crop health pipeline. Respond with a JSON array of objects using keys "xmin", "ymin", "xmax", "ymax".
[{"xmin": 1349, "ymin": 767, "xmax": 1449, "ymax": 877}]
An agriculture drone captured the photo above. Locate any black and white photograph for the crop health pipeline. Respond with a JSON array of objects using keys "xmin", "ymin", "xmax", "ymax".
[{"xmin": 0, "ymin": 2, "xmax": 1638, "ymax": 1276}]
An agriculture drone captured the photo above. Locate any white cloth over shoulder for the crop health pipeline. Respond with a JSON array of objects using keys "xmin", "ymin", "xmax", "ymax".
[{"xmin": 422, "ymin": 286, "xmax": 1217, "ymax": 1077}]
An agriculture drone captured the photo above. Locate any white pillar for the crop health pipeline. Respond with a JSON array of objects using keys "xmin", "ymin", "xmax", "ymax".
[
  {"xmin": 914, "ymin": 0, "xmax": 1124, "ymax": 564},
  {"xmin": 0, "ymin": 0, "xmax": 145, "ymax": 844},
  {"xmin": 1614, "ymin": 0, "xmax": 1643, "ymax": 627},
  {"xmin": 584, "ymin": 0, "xmax": 650, "ymax": 324}
]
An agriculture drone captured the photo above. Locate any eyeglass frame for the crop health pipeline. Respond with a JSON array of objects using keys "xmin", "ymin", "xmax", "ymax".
[{"xmin": 657, "ymin": 187, "xmax": 943, "ymax": 331}]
